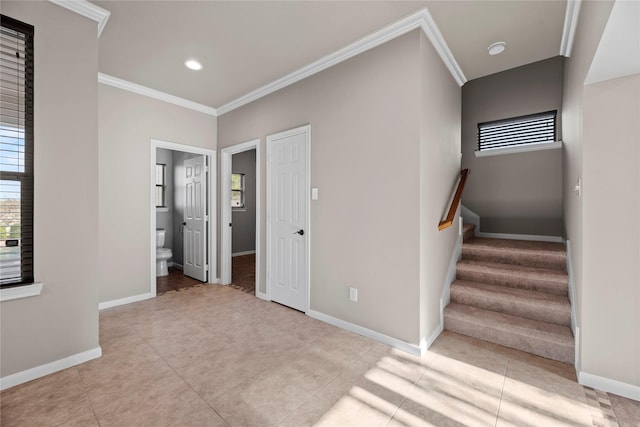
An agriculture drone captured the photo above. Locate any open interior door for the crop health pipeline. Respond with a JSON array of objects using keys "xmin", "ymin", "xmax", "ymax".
[{"xmin": 184, "ymin": 155, "xmax": 207, "ymax": 282}]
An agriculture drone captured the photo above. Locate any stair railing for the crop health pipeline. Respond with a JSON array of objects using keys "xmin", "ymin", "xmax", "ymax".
[{"xmin": 438, "ymin": 169, "xmax": 469, "ymax": 231}]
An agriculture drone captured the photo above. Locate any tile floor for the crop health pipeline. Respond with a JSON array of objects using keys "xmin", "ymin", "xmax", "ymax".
[{"xmin": 1, "ymin": 284, "xmax": 638, "ymax": 426}]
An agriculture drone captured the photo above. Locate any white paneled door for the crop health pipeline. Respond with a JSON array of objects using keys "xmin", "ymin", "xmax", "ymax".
[
  {"xmin": 267, "ymin": 125, "xmax": 310, "ymax": 312},
  {"xmin": 184, "ymin": 155, "xmax": 207, "ymax": 282}
]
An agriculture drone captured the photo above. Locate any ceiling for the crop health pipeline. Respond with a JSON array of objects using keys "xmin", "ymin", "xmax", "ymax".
[{"xmin": 93, "ymin": 0, "xmax": 569, "ymax": 111}]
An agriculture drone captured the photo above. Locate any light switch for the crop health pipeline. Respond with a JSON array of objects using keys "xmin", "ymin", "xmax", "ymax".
[{"xmin": 311, "ymin": 188, "xmax": 319, "ymax": 200}]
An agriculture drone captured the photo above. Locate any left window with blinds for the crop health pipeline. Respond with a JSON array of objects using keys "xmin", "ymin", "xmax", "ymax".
[{"xmin": 0, "ymin": 15, "xmax": 34, "ymax": 288}]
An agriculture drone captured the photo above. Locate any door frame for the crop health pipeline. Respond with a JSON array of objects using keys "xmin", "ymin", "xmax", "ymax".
[
  {"xmin": 220, "ymin": 139, "xmax": 262, "ymax": 298},
  {"xmin": 265, "ymin": 125, "xmax": 311, "ymax": 311},
  {"xmin": 150, "ymin": 139, "xmax": 217, "ymax": 298}
]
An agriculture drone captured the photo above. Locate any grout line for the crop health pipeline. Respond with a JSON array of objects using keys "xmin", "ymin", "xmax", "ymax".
[
  {"xmin": 494, "ymin": 361, "xmax": 508, "ymax": 427},
  {"xmin": 73, "ymin": 366, "xmax": 103, "ymax": 427}
]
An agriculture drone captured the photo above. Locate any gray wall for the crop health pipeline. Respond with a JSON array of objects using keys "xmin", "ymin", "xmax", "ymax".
[
  {"xmin": 462, "ymin": 57, "xmax": 564, "ymax": 236},
  {"xmin": 156, "ymin": 148, "xmax": 174, "ymax": 251},
  {"xmin": 172, "ymin": 150, "xmax": 200, "ymax": 266},
  {"xmin": 98, "ymin": 85, "xmax": 216, "ymax": 303},
  {"xmin": 218, "ymin": 30, "xmax": 460, "ymax": 346},
  {"xmin": 1, "ymin": 1, "xmax": 100, "ymax": 377},
  {"xmin": 231, "ymin": 149, "xmax": 257, "ymax": 254}
]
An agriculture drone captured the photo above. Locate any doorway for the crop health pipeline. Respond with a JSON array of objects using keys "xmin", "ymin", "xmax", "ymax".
[
  {"xmin": 150, "ymin": 139, "xmax": 216, "ymax": 298},
  {"xmin": 220, "ymin": 139, "xmax": 261, "ymax": 297}
]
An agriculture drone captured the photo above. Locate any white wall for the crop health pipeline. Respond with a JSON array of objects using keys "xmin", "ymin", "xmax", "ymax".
[
  {"xmin": 1, "ymin": 1, "xmax": 100, "ymax": 377},
  {"xmin": 98, "ymin": 85, "xmax": 216, "ymax": 303},
  {"xmin": 562, "ymin": 0, "xmax": 640, "ymax": 393},
  {"xmin": 218, "ymin": 30, "xmax": 460, "ymax": 347},
  {"xmin": 582, "ymin": 74, "xmax": 640, "ymax": 388},
  {"xmin": 418, "ymin": 31, "xmax": 462, "ymax": 342}
]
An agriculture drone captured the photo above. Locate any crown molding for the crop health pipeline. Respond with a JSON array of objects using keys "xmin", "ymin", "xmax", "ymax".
[
  {"xmin": 217, "ymin": 8, "xmax": 466, "ymax": 115},
  {"xmin": 98, "ymin": 73, "xmax": 218, "ymax": 116},
  {"xmin": 560, "ymin": 0, "xmax": 582, "ymax": 57},
  {"xmin": 49, "ymin": 0, "xmax": 110, "ymax": 37}
]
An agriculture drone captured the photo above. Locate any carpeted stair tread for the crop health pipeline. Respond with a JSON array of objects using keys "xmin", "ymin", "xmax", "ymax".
[
  {"xmin": 462, "ymin": 238, "xmax": 566, "ymax": 270},
  {"xmin": 444, "ymin": 303, "xmax": 574, "ymax": 364},
  {"xmin": 451, "ymin": 280, "xmax": 571, "ymax": 326},
  {"xmin": 456, "ymin": 259, "xmax": 568, "ymax": 295}
]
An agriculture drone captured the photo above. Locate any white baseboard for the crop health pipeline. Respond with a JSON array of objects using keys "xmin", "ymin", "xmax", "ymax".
[
  {"xmin": 169, "ymin": 262, "xmax": 183, "ymax": 270},
  {"xmin": 425, "ymin": 316, "xmax": 443, "ymax": 350},
  {"xmin": 98, "ymin": 292, "xmax": 153, "ymax": 310},
  {"xmin": 256, "ymin": 290, "xmax": 269, "ymax": 300},
  {"xmin": 232, "ymin": 250, "xmax": 256, "ymax": 257},
  {"xmin": 578, "ymin": 371, "xmax": 640, "ymax": 401},
  {"xmin": 0, "ymin": 346, "xmax": 102, "ymax": 391},
  {"xmin": 566, "ymin": 240, "xmax": 578, "ymax": 336},
  {"xmin": 307, "ymin": 309, "xmax": 422, "ymax": 356},
  {"xmin": 475, "ymin": 231, "xmax": 564, "ymax": 243}
]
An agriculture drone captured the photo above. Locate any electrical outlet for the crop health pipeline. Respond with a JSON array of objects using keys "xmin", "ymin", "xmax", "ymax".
[{"xmin": 349, "ymin": 287, "xmax": 358, "ymax": 302}]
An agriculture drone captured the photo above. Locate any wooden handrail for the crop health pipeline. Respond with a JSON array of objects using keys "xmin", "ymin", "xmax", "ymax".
[{"xmin": 438, "ymin": 169, "xmax": 470, "ymax": 231}]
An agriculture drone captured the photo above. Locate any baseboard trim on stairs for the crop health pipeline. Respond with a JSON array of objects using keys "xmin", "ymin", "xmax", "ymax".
[
  {"xmin": 566, "ymin": 240, "xmax": 578, "ymax": 336},
  {"xmin": 0, "ymin": 346, "xmax": 102, "ymax": 391},
  {"xmin": 578, "ymin": 371, "xmax": 640, "ymax": 402},
  {"xmin": 475, "ymin": 231, "xmax": 564, "ymax": 243},
  {"xmin": 307, "ymin": 309, "xmax": 423, "ymax": 356}
]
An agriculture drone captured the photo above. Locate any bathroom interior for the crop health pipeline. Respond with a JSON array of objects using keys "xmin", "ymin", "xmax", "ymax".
[
  {"xmin": 229, "ymin": 149, "xmax": 257, "ymax": 294},
  {"xmin": 154, "ymin": 147, "xmax": 257, "ymax": 293},
  {"xmin": 155, "ymin": 147, "xmax": 203, "ymax": 291}
]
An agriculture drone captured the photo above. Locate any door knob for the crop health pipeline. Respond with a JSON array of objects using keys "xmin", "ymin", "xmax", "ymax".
[{"xmin": 293, "ymin": 229, "xmax": 304, "ymax": 236}]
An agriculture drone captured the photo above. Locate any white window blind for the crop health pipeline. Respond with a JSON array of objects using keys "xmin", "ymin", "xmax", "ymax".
[{"xmin": 478, "ymin": 110, "xmax": 557, "ymax": 152}]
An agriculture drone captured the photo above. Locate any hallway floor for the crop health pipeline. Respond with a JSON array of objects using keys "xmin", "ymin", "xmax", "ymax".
[{"xmin": 1, "ymin": 285, "xmax": 637, "ymax": 426}]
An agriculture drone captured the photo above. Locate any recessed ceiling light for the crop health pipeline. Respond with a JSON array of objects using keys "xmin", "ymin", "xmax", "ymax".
[
  {"xmin": 488, "ymin": 42, "xmax": 506, "ymax": 56},
  {"xmin": 184, "ymin": 59, "xmax": 203, "ymax": 71}
]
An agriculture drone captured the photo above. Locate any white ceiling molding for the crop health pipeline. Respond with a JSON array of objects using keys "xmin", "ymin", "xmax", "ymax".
[
  {"xmin": 49, "ymin": 0, "xmax": 110, "ymax": 37},
  {"xmin": 585, "ymin": 0, "xmax": 640, "ymax": 85},
  {"xmin": 98, "ymin": 73, "xmax": 218, "ymax": 117},
  {"xmin": 560, "ymin": 0, "xmax": 582, "ymax": 57},
  {"xmin": 217, "ymin": 8, "xmax": 466, "ymax": 115}
]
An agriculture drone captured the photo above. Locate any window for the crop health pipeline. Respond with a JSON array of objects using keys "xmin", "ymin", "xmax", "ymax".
[
  {"xmin": 155, "ymin": 163, "xmax": 166, "ymax": 208},
  {"xmin": 0, "ymin": 15, "xmax": 34, "ymax": 288},
  {"xmin": 477, "ymin": 110, "xmax": 558, "ymax": 156},
  {"xmin": 231, "ymin": 173, "xmax": 245, "ymax": 209}
]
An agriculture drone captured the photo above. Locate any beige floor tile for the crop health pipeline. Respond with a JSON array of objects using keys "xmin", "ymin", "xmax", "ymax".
[
  {"xmin": 0, "ymin": 368, "xmax": 97, "ymax": 427},
  {"xmin": 496, "ymin": 376, "xmax": 593, "ymax": 427},
  {"xmin": 92, "ymin": 373, "xmax": 227, "ymax": 426},
  {"xmin": 77, "ymin": 342, "xmax": 174, "ymax": 402},
  {"xmin": 505, "ymin": 356, "xmax": 585, "ymax": 402},
  {"xmin": 391, "ymin": 353, "xmax": 503, "ymax": 427},
  {"xmin": 609, "ymin": 393, "xmax": 640, "ymax": 427},
  {"xmin": 209, "ymin": 348, "xmax": 346, "ymax": 426},
  {"xmin": 427, "ymin": 331, "xmax": 509, "ymax": 376}
]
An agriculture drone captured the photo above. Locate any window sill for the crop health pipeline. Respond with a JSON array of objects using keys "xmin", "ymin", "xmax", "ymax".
[
  {"xmin": 1, "ymin": 282, "xmax": 43, "ymax": 302},
  {"xmin": 475, "ymin": 141, "xmax": 562, "ymax": 157},
  {"xmin": 156, "ymin": 207, "xmax": 169, "ymax": 213}
]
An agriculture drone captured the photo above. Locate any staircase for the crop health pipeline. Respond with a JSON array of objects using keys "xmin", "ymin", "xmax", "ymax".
[{"xmin": 444, "ymin": 224, "xmax": 574, "ymax": 364}]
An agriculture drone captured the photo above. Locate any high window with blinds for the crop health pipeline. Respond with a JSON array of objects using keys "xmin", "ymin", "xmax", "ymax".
[
  {"xmin": 0, "ymin": 15, "xmax": 34, "ymax": 287},
  {"xmin": 477, "ymin": 110, "xmax": 557, "ymax": 152}
]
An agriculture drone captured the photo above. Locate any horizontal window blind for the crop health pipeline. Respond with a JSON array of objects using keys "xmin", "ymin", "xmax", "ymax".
[
  {"xmin": 478, "ymin": 110, "xmax": 556, "ymax": 151},
  {"xmin": 0, "ymin": 15, "xmax": 34, "ymax": 287}
]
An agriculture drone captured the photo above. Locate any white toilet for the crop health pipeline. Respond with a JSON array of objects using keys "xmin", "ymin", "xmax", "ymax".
[{"xmin": 156, "ymin": 228, "xmax": 172, "ymax": 277}]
